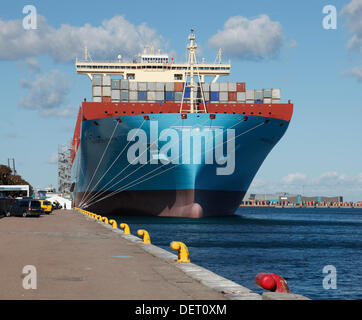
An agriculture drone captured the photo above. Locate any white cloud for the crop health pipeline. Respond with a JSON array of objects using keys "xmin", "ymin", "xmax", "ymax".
[
  {"xmin": 47, "ymin": 152, "xmax": 58, "ymax": 164},
  {"xmin": 342, "ymin": 0, "xmax": 362, "ymax": 54},
  {"xmin": 313, "ymin": 171, "xmax": 362, "ymax": 187},
  {"xmin": 18, "ymin": 69, "xmax": 76, "ymax": 118},
  {"xmin": 342, "ymin": 0, "xmax": 362, "ymax": 83},
  {"xmin": 281, "ymin": 172, "xmax": 307, "ymax": 185},
  {"xmin": 208, "ymin": 15, "xmax": 284, "ymax": 61},
  {"xmin": 0, "ymin": 15, "xmax": 165, "ymax": 63},
  {"xmin": 345, "ymin": 65, "xmax": 362, "ymax": 82},
  {"xmin": 249, "ymin": 172, "xmax": 362, "ymax": 201},
  {"xmin": 23, "ymin": 57, "xmax": 42, "ymax": 73}
]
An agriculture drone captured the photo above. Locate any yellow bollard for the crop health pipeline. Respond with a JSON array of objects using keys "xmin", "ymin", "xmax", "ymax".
[
  {"xmin": 120, "ymin": 223, "xmax": 131, "ymax": 235},
  {"xmin": 137, "ymin": 229, "xmax": 151, "ymax": 244},
  {"xmin": 170, "ymin": 241, "xmax": 190, "ymax": 263},
  {"xmin": 97, "ymin": 215, "xmax": 102, "ymax": 221},
  {"xmin": 109, "ymin": 219, "xmax": 117, "ymax": 229},
  {"xmin": 102, "ymin": 217, "xmax": 109, "ymax": 224}
]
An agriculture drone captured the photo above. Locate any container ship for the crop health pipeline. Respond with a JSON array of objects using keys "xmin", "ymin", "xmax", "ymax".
[{"xmin": 70, "ymin": 30, "xmax": 293, "ymax": 218}]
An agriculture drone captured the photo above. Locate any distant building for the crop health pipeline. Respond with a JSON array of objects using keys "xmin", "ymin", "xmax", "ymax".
[{"xmin": 244, "ymin": 193, "xmax": 343, "ymax": 204}]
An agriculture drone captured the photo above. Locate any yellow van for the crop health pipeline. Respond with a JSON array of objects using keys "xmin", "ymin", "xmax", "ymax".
[{"xmin": 39, "ymin": 200, "xmax": 52, "ymax": 214}]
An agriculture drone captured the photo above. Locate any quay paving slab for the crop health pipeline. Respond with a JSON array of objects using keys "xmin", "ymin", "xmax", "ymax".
[{"xmin": 0, "ymin": 210, "xmax": 228, "ymax": 300}]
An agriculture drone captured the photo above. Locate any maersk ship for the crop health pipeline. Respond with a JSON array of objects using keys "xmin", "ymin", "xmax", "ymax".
[{"xmin": 70, "ymin": 30, "xmax": 293, "ymax": 218}]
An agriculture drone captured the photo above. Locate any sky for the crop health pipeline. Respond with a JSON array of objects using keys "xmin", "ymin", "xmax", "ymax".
[{"xmin": 0, "ymin": 0, "xmax": 361, "ymax": 201}]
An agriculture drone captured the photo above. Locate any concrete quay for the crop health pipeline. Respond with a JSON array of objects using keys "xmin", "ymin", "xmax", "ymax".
[
  {"xmin": 0, "ymin": 209, "xmax": 309, "ymax": 300},
  {"xmin": 0, "ymin": 210, "xmax": 251, "ymax": 300}
]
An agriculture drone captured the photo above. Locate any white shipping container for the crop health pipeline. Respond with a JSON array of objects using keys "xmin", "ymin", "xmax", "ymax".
[
  {"xmin": 228, "ymin": 82, "xmax": 237, "ymax": 92},
  {"xmin": 120, "ymin": 80, "xmax": 129, "ymax": 90},
  {"xmin": 246, "ymin": 90, "xmax": 255, "ymax": 100},
  {"xmin": 138, "ymin": 82, "xmax": 147, "ymax": 91},
  {"xmin": 155, "ymin": 82, "xmax": 165, "ymax": 91},
  {"xmin": 147, "ymin": 82, "xmax": 157, "ymax": 91},
  {"xmin": 155, "ymin": 91, "xmax": 164, "ymax": 100},
  {"xmin": 93, "ymin": 96, "xmax": 102, "ymax": 102},
  {"xmin": 174, "ymin": 91, "xmax": 183, "ymax": 101},
  {"xmin": 147, "ymin": 91, "xmax": 156, "ymax": 101},
  {"xmin": 92, "ymin": 86, "xmax": 102, "ymax": 97},
  {"xmin": 165, "ymin": 82, "xmax": 174, "ymax": 91},
  {"xmin": 237, "ymin": 92, "xmax": 246, "ymax": 101},
  {"xmin": 272, "ymin": 99, "xmax": 281, "ymax": 104},
  {"xmin": 219, "ymin": 82, "xmax": 228, "ymax": 91},
  {"xmin": 263, "ymin": 89, "xmax": 272, "ymax": 98},
  {"xmin": 129, "ymin": 81, "xmax": 138, "ymax": 91},
  {"xmin": 103, "ymin": 75, "xmax": 111, "ymax": 86},
  {"xmin": 111, "ymin": 89, "xmax": 121, "ymax": 100},
  {"xmin": 272, "ymin": 89, "xmax": 281, "ymax": 99},
  {"xmin": 129, "ymin": 91, "xmax": 138, "ymax": 101},
  {"xmin": 112, "ymin": 99, "xmax": 121, "ymax": 102},
  {"xmin": 246, "ymin": 99, "xmax": 254, "ymax": 104},
  {"xmin": 201, "ymin": 92, "xmax": 209, "ymax": 101},
  {"xmin": 219, "ymin": 91, "xmax": 228, "ymax": 101},
  {"xmin": 210, "ymin": 82, "xmax": 219, "ymax": 91},
  {"xmin": 92, "ymin": 75, "xmax": 102, "ymax": 86},
  {"xmin": 255, "ymin": 90, "xmax": 263, "ymax": 100},
  {"xmin": 121, "ymin": 90, "xmax": 129, "ymax": 101},
  {"xmin": 201, "ymin": 83, "xmax": 210, "ymax": 92},
  {"xmin": 263, "ymin": 98, "xmax": 272, "ymax": 104},
  {"xmin": 103, "ymin": 87, "xmax": 111, "ymax": 97}
]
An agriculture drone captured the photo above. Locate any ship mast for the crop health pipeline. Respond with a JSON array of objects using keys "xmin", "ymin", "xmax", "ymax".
[
  {"xmin": 180, "ymin": 29, "xmax": 208, "ymax": 114},
  {"xmin": 188, "ymin": 29, "xmax": 196, "ymax": 113}
]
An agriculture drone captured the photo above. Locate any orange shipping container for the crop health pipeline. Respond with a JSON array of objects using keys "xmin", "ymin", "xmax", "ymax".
[
  {"xmin": 102, "ymin": 97, "xmax": 111, "ymax": 103},
  {"xmin": 174, "ymin": 82, "xmax": 184, "ymax": 92},
  {"xmin": 228, "ymin": 92, "xmax": 237, "ymax": 101},
  {"xmin": 236, "ymin": 82, "xmax": 246, "ymax": 92}
]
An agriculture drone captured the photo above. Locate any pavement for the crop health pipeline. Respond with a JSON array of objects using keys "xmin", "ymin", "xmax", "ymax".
[{"xmin": 0, "ymin": 210, "xmax": 226, "ymax": 300}]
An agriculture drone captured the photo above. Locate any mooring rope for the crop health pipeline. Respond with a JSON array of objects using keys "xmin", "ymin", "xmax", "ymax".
[
  {"xmin": 82, "ymin": 116, "xmax": 212, "ymax": 207},
  {"xmin": 79, "ymin": 120, "xmax": 120, "ymax": 206},
  {"xmin": 80, "ymin": 119, "xmax": 146, "ymax": 206},
  {"xmin": 84, "ymin": 119, "xmax": 265, "ymax": 208}
]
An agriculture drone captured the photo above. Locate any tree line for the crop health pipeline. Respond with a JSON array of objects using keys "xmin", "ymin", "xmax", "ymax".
[{"xmin": 0, "ymin": 164, "xmax": 34, "ymax": 197}]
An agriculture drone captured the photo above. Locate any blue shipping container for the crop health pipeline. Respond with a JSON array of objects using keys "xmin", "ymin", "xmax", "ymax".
[
  {"xmin": 165, "ymin": 91, "xmax": 175, "ymax": 100},
  {"xmin": 184, "ymin": 87, "xmax": 191, "ymax": 99},
  {"xmin": 210, "ymin": 91, "xmax": 219, "ymax": 101},
  {"xmin": 138, "ymin": 91, "xmax": 147, "ymax": 101}
]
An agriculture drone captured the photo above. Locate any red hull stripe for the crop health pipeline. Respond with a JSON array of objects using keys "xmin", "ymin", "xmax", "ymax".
[{"xmin": 81, "ymin": 102, "xmax": 293, "ymax": 122}]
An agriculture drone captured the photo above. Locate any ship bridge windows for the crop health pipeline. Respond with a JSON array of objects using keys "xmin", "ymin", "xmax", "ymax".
[
  {"xmin": 141, "ymin": 57, "xmax": 169, "ymax": 63},
  {"xmin": 127, "ymin": 74, "xmax": 135, "ymax": 79},
  {"xmin": 174, "ymin": 74, "xmax": 183, "ymax": 80}
]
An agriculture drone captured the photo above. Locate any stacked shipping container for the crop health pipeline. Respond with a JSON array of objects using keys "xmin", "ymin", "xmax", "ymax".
[{"xmin": 91, "ymin": 75, "xmax": 281, "ymax": 104}]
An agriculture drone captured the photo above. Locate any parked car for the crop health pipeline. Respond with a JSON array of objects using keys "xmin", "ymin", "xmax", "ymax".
[
  {"xmin": 0, "ymin": 198, "xmax": 12, "ymax": 217},
  {"xmin": 39, "ymin": 200, "xmax": 52, "ymax": 214},
  {"xmin": 9, "ymin": 199, "xmax": 42, "ymax": 217}
]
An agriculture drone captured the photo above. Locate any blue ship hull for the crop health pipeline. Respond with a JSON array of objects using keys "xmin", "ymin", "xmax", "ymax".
[{"xmin": 72, "ymin": 113, "xmax": 289, "ymax": 217}]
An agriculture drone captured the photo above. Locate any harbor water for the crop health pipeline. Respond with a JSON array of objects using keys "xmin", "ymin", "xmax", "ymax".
[{"xmin": 110, "ymin": 207, "xmax": 362, "ymax": 300}]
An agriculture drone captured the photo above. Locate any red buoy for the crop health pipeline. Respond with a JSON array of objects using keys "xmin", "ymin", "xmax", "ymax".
[{"xmin": 255, "ymin": 273, "xmax": 290, "ymax": 293}]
